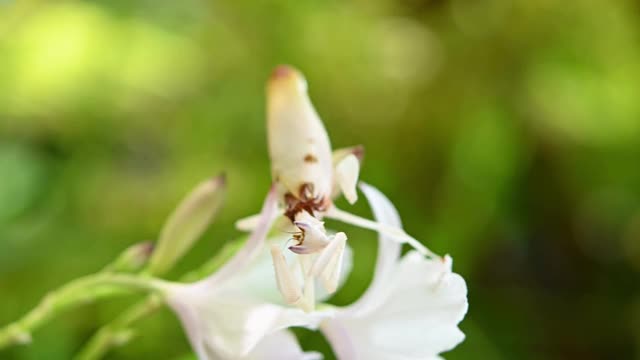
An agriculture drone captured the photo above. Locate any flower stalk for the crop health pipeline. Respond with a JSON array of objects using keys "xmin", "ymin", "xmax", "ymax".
[
  {"xmin": 0, "ymin": 273, "xmax": 168, "ymax": 350},
  {"xmin": 74, "ymin": 294, "xmax": 163, "ymax": 360},
  {"xmin": 74, "ymin": 240, "xmax": 244, "ymax": 360},
  {"xmin": 73, "ymin": 175, "xmax": 228, "ymax": 359}
]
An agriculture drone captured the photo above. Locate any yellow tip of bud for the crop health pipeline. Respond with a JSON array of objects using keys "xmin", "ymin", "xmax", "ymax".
[{"xmin": 267, "ymin": 65, "xmax": 307, "ymax": 97}]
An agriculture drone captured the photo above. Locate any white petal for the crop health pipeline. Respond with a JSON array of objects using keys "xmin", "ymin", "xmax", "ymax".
[
  {"xmin": 167, "ymin": 231, "xmax": 344, "ymax": 359},
  {"xmin": 335, "ymin": 154, "xmax": 360, "ymax": 204},
  {"xmin": 365, "ymin": 252, "xmax": 467, "ymax": 357},
  {"xmin": 167, "ymin": 292, "xmax": 207, "ymax": 359},
  {"xmin": 165, "ymin": 187, "xmax": 333, "ymax": 359},
  {"xmin": 203, "ymin": 187, "xmax": 279, "ymax": 286},
  {"xmin": 236, "ymin": 213, "xmax": 293, "ymax": 233},
  {"xmin": 168, "ymin": 284, "xmax": 328, "ymax": 359},
  {"xmin": 241, "ymin": 330, "xmax": 322, "ymax": 360},
  {"xmin": 320, "ymin": 319, "xmax": 357, "ymax": 360},
  {"xmin": 321, "ymin": 252, "xmax": 468, "ymax": 360}
]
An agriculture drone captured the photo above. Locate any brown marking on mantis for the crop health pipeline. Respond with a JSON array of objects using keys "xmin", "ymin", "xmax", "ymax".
[
  {"xmin": 283, "ymin": 183, "xmax": 330, "ymax": 222},
  {"xmin": 304, "ymin": 154, "xmax": 318, "ymax": 163}
]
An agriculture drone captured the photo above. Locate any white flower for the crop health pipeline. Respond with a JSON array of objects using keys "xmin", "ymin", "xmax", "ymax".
[
  {"xmin": 320, "ymin": 183, "xmax": 469, "ymax": 360},
  {"xmin": 165, "ymin": 188, "xmax": 349, "ymax": 359},
  {"xmin": 242, "ymin": 330, "xmax": 321, "ymax": 360},
  {"xmin": 238, "ymin": 65, "xmax": 440, "ymax": 312}
]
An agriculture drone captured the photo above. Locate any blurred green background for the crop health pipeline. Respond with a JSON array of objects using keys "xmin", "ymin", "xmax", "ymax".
[{"xmin": 1, "ymin": 0, "xmax": 639, "ymax": 359}]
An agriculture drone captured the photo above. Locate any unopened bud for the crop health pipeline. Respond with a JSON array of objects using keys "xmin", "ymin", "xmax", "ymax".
[
  {"xmin": 147, "ymin": 174, "xmax": 226, "ymax": 275},
  {"xmin": 105, "ymin": 241, "xmax": 154, "ymax": 273},
  {"xmin": 112, "ymin": 329, "xmax": 137, "ymax": 347}
]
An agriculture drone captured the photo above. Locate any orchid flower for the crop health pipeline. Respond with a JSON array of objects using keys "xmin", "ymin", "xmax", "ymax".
[
  {"xmin": 236, "ymin": 65, "xmax": 440, "ymax": 312},
  {"xmin": 168, "ymin": 65, "xmax": 466, "ymax": 359},
  {"xmin": 165, "ymin": 188, "xmax": 351, "ymax": 359},
  {"xmin": 320, "ymin": 183, "xmax": 468, "ymax": 360}
]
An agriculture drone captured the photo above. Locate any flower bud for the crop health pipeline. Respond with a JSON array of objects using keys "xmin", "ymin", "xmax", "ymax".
[
  {"xmin": 267, "ymin": 65, "xmax": 334, "ymax": 203},
  {"xmin": 147, "ymin": 174, "xmax": 226, "ymax": 275},
  {"xmin": 105, "ymin": 241, "xmax": 154, "ymax": 273}
]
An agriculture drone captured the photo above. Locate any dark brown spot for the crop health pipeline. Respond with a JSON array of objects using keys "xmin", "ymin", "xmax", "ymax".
[
  {"xmin": 299, "ymin": 183, "xmax": 315, "ymax": 200},
  {"xmin": 283, "ymin": 184, "xmax": 330, "ymax": 221},
  {"xmin": 304, "ymin": 154, "xmax": 318, "ymax": 163},
  {"xmin": 284, "ymin": 193, "xmax": 316, "ymax": 221}
]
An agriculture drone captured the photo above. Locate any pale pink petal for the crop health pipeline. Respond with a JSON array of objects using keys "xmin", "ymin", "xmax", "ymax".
[
  {"xmin": 203, "ymin": 186, "xmax": 279, "ymax": 286},
  {"xmin": 320, "ymin": 319, "xmax": 357, "ymax": 360},
  {"xmin": 167, "ymin": 294, "xmax": 207, "ymax": 359}
]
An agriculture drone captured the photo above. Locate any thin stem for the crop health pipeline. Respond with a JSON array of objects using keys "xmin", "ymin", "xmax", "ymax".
[
  {"xmin": 102, "ymin": 274, "xmax": 170, "ymax": 293},
  {"xmin": 74, "ymin": 295, "xmax": 163, "ymax": 360},
  {"xmin": 75, "ymin": 239, "xmax": 246, "ymax": 359},
  {"xmin": 325, "ymin": 207, "xmax": 440, "ymax": 259},
  {"xmin": 0, "ymin": 274, "xmax": 168, "ymax": 349}
]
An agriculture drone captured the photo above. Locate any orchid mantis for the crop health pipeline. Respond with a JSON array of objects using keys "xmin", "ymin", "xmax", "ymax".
[{"xmin": 237, "ymin": 65, "xmax": 439, "ymax": 312}]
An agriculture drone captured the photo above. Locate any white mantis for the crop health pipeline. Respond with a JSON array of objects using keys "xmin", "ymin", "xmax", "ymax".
[{"xmin": 238, "ymin": 65, "xmax": 438, "ymax": 312}]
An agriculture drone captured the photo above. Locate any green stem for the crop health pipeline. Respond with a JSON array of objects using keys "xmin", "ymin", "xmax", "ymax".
[
  {"xmin": 0, "ymin": 273, "xmax": 168, "ymax": 349},
  {"xmin": 75, "ymin": 239, "xmax": 244, "ymax": 360},
  {"xmin": 74, "ymin": 294, "xmax": 163, "ymax": 360}
]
